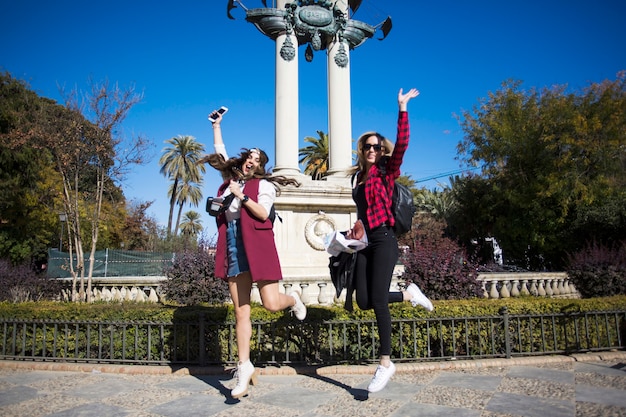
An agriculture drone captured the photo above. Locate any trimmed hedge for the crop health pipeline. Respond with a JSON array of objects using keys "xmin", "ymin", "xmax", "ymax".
[{"xmin": 2, "ymin": 296, "xmax": 626, "ymax": 322}]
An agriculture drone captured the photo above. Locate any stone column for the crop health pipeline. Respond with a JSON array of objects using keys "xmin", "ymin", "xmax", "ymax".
[
  {"xmin": 273, "ymin": 0, "xmax": 301, "ymax": 176},
  {"xmin": 326, "ymin": 0, "xmax": 353, "ymax": 178}
]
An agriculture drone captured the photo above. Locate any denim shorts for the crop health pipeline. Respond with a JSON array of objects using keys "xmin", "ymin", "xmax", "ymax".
[{"xmin": 226, "ymin": 219, "xmax": 250, "ymax": 277}]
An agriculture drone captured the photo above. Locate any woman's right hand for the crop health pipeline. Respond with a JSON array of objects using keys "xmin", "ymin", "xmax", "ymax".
[
  {"xmin": 210, "ymin": 109, "xmax": 226, "ymax": 156},
  {"xmin": 208, "ymin": 111, "xmax": 223, "ymax": 126}
]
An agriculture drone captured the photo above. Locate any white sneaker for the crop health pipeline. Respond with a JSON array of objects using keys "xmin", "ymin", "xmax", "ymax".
[
  {"xmin": 290, "ymin": 290, "xmax": 307, "ymax": 320},
  {"xmin": 367, "ymin": 361, "xmax": 396, "ymax": 393},
  {"xmin": 407, "ymin": 283, "xmax": 434, "ymax": 312},
  {"xmin": 231, "ymin": 360, "xmax": 257, "ymax": 399}
]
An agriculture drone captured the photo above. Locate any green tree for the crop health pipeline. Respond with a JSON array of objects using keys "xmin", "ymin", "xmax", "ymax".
[
  {"xmin": 159, "ymin": 135, "xmax": 205, "ymax": 236},
  {"xmin": 58, "ymin": 80, "xmax": 149, "ymax": 301},
  {"xmin": 179, "ymin": 210, "xmax": 203, "ymax": 241},
  {"xmin": 121, "ymin": 200, "xmax": 160, "ymax": 251},
  {"xmin": 0, "ymin": 73, "xmax": 150, "ymax": 301},
  {"xmin": 173, "ymin": 175, "xmax": 203, "ymax": 236},
  {"xmin": 299, "ymin": 130, "xmax": 329, "ymax": 180},
  {"xmin": 0, "ymin": 146, "xmax": 61, "ymax": 264},
  {"xmin": 455, "ymin": 73, "xmax": 626, "ymax": 269},
  {"xmin": 415, "ymin": 186, "xmax": 456, "ymax": 222},
  {"xmin": 396, "ymin": 174, "xmax": 417, "ymax": 193},
  {"xmin": 446, "ymin": 174, "xmax": 502, "ymax": 266},
  {"xmin": 0, "ymin": 73, "xmax": 64, "ymax": 264}
]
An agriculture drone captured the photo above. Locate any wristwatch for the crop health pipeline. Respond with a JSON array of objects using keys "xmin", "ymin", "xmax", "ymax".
[{"xmin": 241, "ymin": 195, "xmax": 249, "ymax": 204}]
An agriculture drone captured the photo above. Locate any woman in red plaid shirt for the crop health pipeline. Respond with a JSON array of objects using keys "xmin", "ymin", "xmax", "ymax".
[{"xmin": 348, "ymin": 88, "xmax": 433, "ymax": 393}]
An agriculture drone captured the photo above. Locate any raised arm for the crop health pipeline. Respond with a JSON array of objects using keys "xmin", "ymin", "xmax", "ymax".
[
  {"xmin": 387, "ymin": 88, "xmax": 420, "ymax": 176},
  {"xmin": 398, "ymin": 88, "xmax": 419, "ymax": 112},
  {"xmin": 208, "ymin": 109, "xmax": 228, "ymax": 160}
]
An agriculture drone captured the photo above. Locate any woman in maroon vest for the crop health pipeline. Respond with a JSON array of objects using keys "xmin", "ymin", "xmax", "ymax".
[{"xmin": 199, "ymin": 110, "xmax": 306, "ymax": 399}]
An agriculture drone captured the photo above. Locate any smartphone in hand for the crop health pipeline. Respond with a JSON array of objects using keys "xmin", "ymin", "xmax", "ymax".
[{"xmin": 208, "ymin": 106, "xmax": 228, "ymax": 122}]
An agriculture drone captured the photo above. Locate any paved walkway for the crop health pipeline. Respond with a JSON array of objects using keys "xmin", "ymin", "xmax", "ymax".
[{"xmin": 1, "ymin": 352, "xmax": 625, "ymax": 417}]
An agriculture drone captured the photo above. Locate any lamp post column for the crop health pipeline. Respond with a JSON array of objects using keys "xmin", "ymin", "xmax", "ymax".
[
  {"xmin": 273, "ymin": 0, "xmax": 301, "ymax": 176},
  {"xmin": 327, "ymin": 0, "xmax": 352, "ymax": 177}
]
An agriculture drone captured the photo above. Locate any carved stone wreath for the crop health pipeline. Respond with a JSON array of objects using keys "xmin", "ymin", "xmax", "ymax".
[{"xmin": 304, "ymin": 214, "xmax": 337, "ymax": 251}]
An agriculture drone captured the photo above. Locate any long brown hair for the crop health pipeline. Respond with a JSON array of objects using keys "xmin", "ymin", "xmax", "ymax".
[
  {"xmin": 198, "ymin": 148, "xmax": 300, "ymax": 191},
  {"xmin": 349, "ymin": 132, "xmax": 394, "ymax": 184}
]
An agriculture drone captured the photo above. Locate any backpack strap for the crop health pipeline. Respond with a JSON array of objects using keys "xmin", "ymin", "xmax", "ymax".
[
  {"xmin": 351, "ymin": 172, "xmax": 357, "ymax": 187},
  {"xmin": 377, "ymin": 156, "xmax": 393, "ymax": 201}
]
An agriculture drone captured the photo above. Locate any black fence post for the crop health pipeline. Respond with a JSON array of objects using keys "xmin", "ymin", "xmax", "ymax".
[
  {"xmin": 199, "ymin": 313, "xmax": 206, "ymax": 366},
  {"xmin": 500, "ymin": 307, "xmax": 511, "ymax": 358}
]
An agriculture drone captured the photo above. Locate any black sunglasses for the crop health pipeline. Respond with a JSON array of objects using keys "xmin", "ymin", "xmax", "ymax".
[{"xmin": 363, "ymin": 143, "xmax": 383, "ymax": 152}]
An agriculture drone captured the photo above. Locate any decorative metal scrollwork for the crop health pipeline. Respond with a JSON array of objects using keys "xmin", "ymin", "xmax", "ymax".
[
  {"xmin": 280, "ymin": 35, "xmax": 296, "ymax": 61},
  {"xmin": 241, "ymin": 0, "xmax": 387, "ymax": 67},
  {"xmin": 334, "ymin": 40, "xmax": 348, "ymax": 67},
  {"xmin": 311, "ymin": 30, "xmax": 322, "ymax": 50}
]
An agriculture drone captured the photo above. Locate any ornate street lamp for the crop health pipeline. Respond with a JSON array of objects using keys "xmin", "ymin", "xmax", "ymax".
[{"xmin": 227, "ymin": 0, "xmax": 392, "ymax": 67}]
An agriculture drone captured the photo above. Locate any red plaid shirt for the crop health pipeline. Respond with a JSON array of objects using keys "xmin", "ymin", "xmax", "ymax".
[{"xmin": 358, "ymin": 111, "xmax": 410, "ymax": 230}]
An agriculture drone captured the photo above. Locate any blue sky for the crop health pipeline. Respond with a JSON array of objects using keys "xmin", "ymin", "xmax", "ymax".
[{"xmin": 3, "ymin": 0, "xmax": 625, "ymax": 238}]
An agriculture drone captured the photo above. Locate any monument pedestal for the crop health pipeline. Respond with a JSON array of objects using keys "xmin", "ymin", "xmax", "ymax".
[
  {"xmin": 274, "ymin": 175, "xmax": 356, "ymax": 280},
  {"xmin": 249, "ymin": 175, "xmax": 405, "ymax": 306},
  {"xmin": 261, "ymin": 175, "xmax": 354, "ymax": 305}
]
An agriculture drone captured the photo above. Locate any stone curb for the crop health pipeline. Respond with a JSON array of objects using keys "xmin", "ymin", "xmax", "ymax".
[{"xmin": 1, "ymin": 351, "xmax": 624, "ymax": 376}]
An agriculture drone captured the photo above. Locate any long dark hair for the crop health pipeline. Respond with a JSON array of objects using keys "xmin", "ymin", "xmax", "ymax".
[{"xmin": 198, "ymin": 148, "xmax": 300, "ymax": 191}]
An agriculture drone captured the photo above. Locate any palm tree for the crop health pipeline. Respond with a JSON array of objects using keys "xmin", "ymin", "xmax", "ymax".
[
  {"xmin": 299, "ymin": 131, "xmax": 329, "ymax": 180},
  {"xmin": 415, "ymin": 186, "xmax": 456, "ymax": 221},
  {"xmin": 159, "ymin": 135, "xmax": 205, "ymax": 236},
  {"xmin": 179, "ymin": 210, "xmax": 203, "ymax": 241},
  {"xmin": 396, "ymin": 174, "xmax": 417, "ymax": 192},
  {"xmin": 173, "ymin": 175, "xmax": 203, "ymax": 236}
]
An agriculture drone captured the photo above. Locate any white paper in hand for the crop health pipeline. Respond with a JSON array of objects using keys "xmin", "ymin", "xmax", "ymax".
[{"xmin": 324, "ymin": 225, "xmax": 368, "ymax": 256}]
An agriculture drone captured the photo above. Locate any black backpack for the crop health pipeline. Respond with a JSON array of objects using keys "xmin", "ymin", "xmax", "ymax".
[
  {"xmin": 379, "ymin": 161, "xmax": 416, "ymax": 237},
  {"xmin": 385, "ymin": 178, "xmax": 415, "ymax": 236}
]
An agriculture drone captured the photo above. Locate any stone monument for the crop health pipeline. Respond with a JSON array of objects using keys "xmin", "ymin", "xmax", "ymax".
[{"xmin": 227, "ymin": 0, "xmax": 393, "ymax": 304}]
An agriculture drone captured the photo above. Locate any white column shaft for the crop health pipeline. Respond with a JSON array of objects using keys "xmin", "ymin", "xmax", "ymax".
[
  {"xmin": 327, "ymin": 1, "xmax": 352, "ymax": 177},
  {"xmin": 273, "ymin": 2, "xmax": 300, "ymax": 175}
]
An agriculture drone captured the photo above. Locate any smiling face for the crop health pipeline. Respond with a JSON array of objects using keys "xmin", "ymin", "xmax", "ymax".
[
  {"xmin": 242, "ymin": 149, "xmax": 261, "ymax": 176},
  {"xmin": 238, "ymin": 148, "xmax": 268, "ymax": 179},
  {"xmin": 362, "ymin": 135, "xmax": 384, "ymax": 167}
]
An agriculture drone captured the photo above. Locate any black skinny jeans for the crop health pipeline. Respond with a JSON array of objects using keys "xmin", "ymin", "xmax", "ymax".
[{"xmin": 354, "ymin": 225, "xmax": 403, "ymax": 356}]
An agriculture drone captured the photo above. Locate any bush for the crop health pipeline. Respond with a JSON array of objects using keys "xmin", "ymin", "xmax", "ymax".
[
  {"xmin": 566, "ymin": 240, "xmax": 626, "ymax": 298},
  {"xmin": 3, "ymin": 297, "xmax": 624, "ymax": 365},
  {"xmin": 0, "ymin": 259, "xmax": 63, "ymax": 302},
  {"xmin": 401, "ymin": 217, "xmax": 483, "ymax": 300},
  {"xmin": 161, "ymin": 241, "xmax": 229, "ymax": 305}
]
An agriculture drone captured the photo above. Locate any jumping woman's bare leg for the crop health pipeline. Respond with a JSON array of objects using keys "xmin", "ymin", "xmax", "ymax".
[
  {"xmin": 257, "ymin": 281, "xmax": 295, "ymax": 312},
  {"xmin": 229, "ymin": 272, "xmax": 253, "ymax": 362},
  {"xmin": 228, "ymin": 272, "xmax": 259, "ymax": 398},
  {"xmin": 257, "ymin": 281, "xmax": 307, "ymax": 320},
  {"xmin": 380, "ymin": 355, "xmax": 392, "ymax": 367}
]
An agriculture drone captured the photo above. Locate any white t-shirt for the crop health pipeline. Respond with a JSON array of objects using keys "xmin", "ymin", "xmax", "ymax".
[
  {"xmin": 220, "ymin": 180, "xmax": 275, "ymax": 222},
  {"xmin": 215, "ymin": 144, "xmax": 275, "ymax": 221}
]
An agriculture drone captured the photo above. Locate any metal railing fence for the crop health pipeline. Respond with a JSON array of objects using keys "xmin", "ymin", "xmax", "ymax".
[
  {"xmin": 46, "ymin": 249, "xmax": 173, "ymax": 278},
  {"xmin": 1, "ymin": 308, "xmax": 624, "ymax": 366}
]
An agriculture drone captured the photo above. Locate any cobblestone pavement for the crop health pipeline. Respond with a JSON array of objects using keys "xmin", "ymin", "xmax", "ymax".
[{"xmin": 1, "ymin": 352, "xmax": 625, "ymax": 417}]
